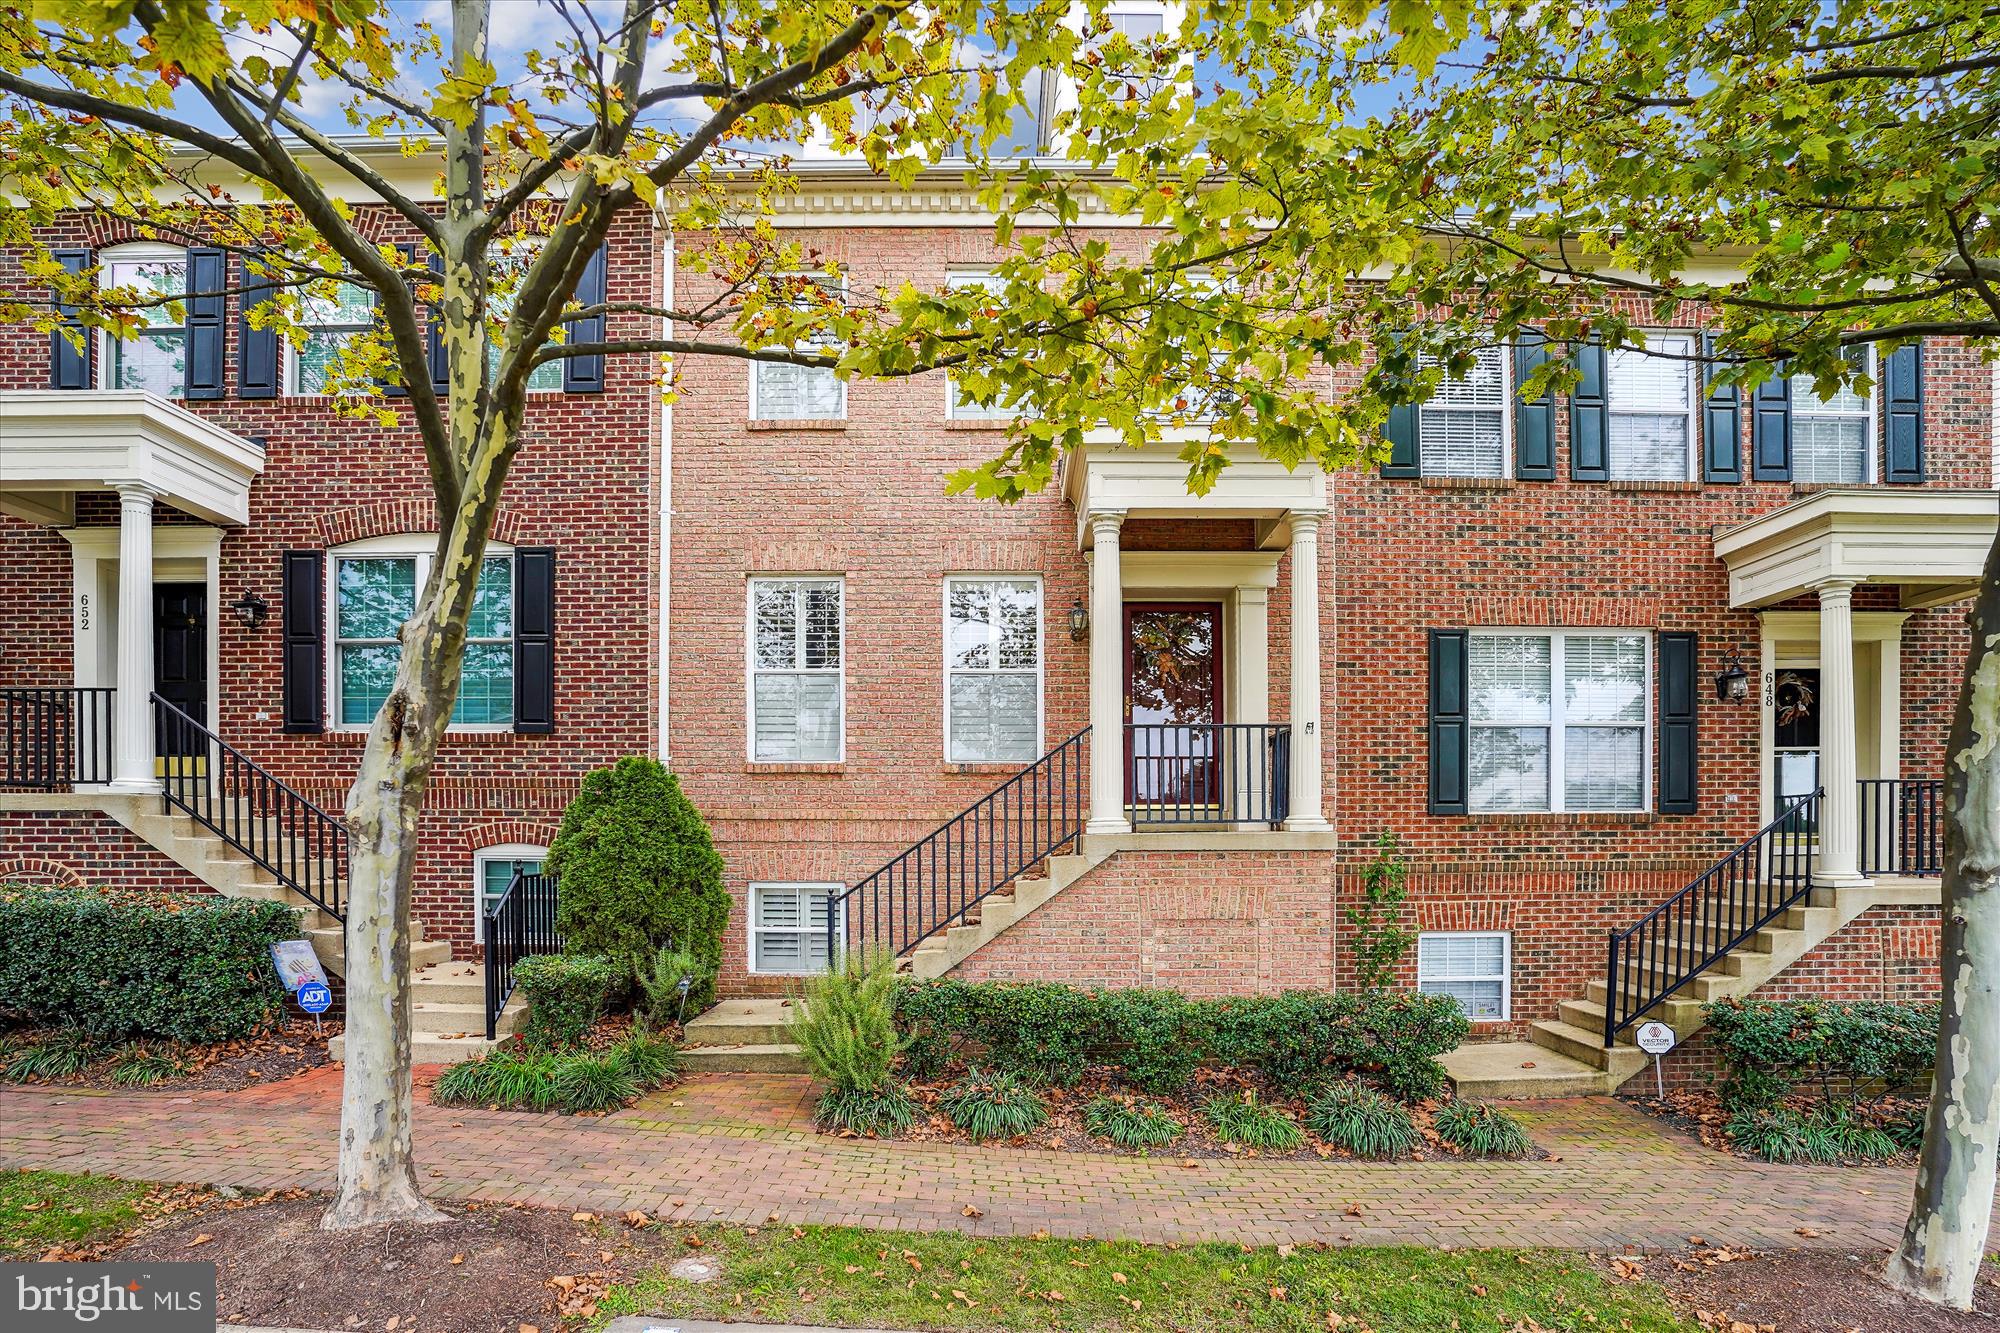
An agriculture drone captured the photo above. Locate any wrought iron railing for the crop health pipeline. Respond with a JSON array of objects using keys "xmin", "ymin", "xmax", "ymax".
[
  {"xmin": 828, "ymin": 727, "xmax": 1089, "ymax": 963},
  {"xmin": 1858, "ymin": 778, "xmax": 1945, "ymax": 878},
  {"xmin": 1603, "ymin": 787, "xmax": 1821, "ymax": 1046},
  {"xmin": 1126, "ymin": 722, "xmax": 1291, "ymax": 827},
  {"xmin": 151, "ymin": 694, "xmax": 348, "ymax": 922},
  {"xmin": 1, "ymin": 687, "xmax": 114, "ymax": 790},
  {"xmin": 483, "ymin": 867, "xmax": 562, "ymax": 1040}
]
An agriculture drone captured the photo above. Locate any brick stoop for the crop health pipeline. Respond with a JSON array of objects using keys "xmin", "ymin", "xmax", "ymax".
[{"xmin": 681, "ymin": 997, "xmax": 809, "ymax": 1073}]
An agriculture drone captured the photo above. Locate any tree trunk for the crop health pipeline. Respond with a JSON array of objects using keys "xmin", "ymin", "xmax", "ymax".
[{"xmin": 1886, "ymin": 528, "xmax": 2000, "ymax": 1308}]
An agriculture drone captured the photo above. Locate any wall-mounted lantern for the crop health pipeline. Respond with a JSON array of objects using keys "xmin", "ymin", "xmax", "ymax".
[
  {"xmin": 1067, "ymin": 599, "xmax": 1090, "ymax": 643},
  {"xmin": 230, "ymin": 588, "xmax": 269, "ymax": 631},
  {"xmin": 1714, "ymin": 649, "xmax": 1750, "ymax": 703}
]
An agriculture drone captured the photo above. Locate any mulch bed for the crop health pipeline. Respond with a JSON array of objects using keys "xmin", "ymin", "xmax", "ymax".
[
  {"xmin": 1621, "ymin": 1087, "xmax": 1925, "ymax": 1166},
  {"xmin": 1, "ymin": 1019, "xmax": 335, "ymax": 1093},
  {"xmin": 1614, "ymin": 1242, "xmax": 2000, "ymax": 1332}
]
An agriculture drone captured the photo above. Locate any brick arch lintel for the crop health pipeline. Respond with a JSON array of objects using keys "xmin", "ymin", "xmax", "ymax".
[
  {"xmin": 461, "ymin": 819, "xmax": 561, "ymax": 853},
  {"xmin": 0, "ymin": 858, "xmax": 88, "ymax": 889},
  {"xmin": 317, "ymin": 501, "xmax": 531, "ymax": 548}
]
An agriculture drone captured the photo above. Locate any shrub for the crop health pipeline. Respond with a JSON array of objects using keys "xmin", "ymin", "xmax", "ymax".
[
  {"xmin": 5, "ymin": 1029, "xmax": 103, "ymax": 1081},
  {"xmin": 1704, "ymin": 997, "xmax": 1936, "ymax": 1112},
  {"xmin": 790, "ymin": 951, "xmax": 903, "ymax": 1094},
  {"xmin": 0, "ymin": 887, "xmax": 298, "ymax": 1043},
  {"xmin": 1432, "ymin": 1098, "xmax": 1531, "ymax": 1158},
  {"xmin": 1094, "ymin": 989, "xmax": 1209, "ymax": 1094},
  {"xmin": 550, "ymin": 1053, "xmax": 639, "ymax": 1113},
  {"xmin": 1346, "ymin": 831, "xmax": 1413, "ymax": 992},
  {"xmin": 893, "ymin": 979, "xmax": 969, "ymax": 1081},
  {"xmin": 516, "ymin": 954, "xmax": 622, "ymax": 1051},
  {"xmin": 106, "ymin": 1044, "xmax": 193, "ymax": 1088},
  {"xmin": 940, "ymin": 1068, "xmax": 1049, "ymax": 1141},
  {"xmin": 1083, "ymin": 1095, "xmax": 1181, "ymax": 1150},
  {"xmin": 548, "ymin": 758, "xmax": 729, "ymax": 1010},
  {"xmin": 1206, "ymin": 991, "xmax": 1468, "ymax": 1100},
  {"xmin": 816, "ymin": 1085, "xmax": 919, "ymax": 1137},
  {"xmin": 634, "ymin": 944, "xmax": 713, "ymax": 1029},
  {"xmin": 1203, "ymin": 1091, "xmax": 1305, "ymax": 1151},
  {"xmin": 1304, "ymin": 1080, "xmax": 1419, "ymax": 1157},
  {"xmin": 1884, "ymin": 1107, "xmax": 1928, "ymax": 1154}
]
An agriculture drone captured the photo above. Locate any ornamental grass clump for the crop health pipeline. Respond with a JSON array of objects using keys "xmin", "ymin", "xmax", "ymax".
[
  {"xmin": 791, "ymin": 950, "xmax": 916, "ymax": 1136},
  {"xmin": 1727, "ymin": 1105, "xmax": 1901, "ymax": 1164},
  {"xmin": 1203, "ymin": 1091, "xmax": 1305, "ymax": 1151},
  {"xmin": 816, "ymin": 1084, "xmax": 920, "ymax": 1137},
  {"xmin": 1303, "ymin": 1079, "xmax": 1418, "ymax": 1158},
  {"xmin": 4, "ymin": 1029, "xmax": 103, "ymax": 1081},
  {"xmin": 434, "ymin": 1031, "xmax": 674, "ymax": 1114},
  {"xmin": 106, "ymin": 1043, "xmax": 194, "ymax": 1088},
  {"xmin": 1083, "ymin": 1095, "xmax": 1182, "ymax": 1150},
  {"xmin": 1432, "ymin": 1098, "xmax": 1532, "ymax": 1158},
  {"xmin": 549, "ymin": 1052, "xmax": 640, "ymax": 1113},
  {"xmin": 940, "ymin": 1068, "xmax": 1048, "ymax": 1141}
]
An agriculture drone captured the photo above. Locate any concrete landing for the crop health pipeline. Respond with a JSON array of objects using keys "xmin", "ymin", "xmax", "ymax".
[
  {"xmin": 1439, "ymin": 1040, "xmax": 1613, "ymax": 1099},
  {"xmin": 681, "ymin": 998, "xmax": 807, "ymax": 1074}
]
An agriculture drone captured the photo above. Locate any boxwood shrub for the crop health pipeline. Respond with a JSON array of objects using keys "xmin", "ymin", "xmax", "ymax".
[
  {"xmin": 516, "ymin": 953, "xmax": 623, "ymax": 1051},
  {"xmin": 0, "ymin": 886, "xmax": 299, "ymax": 1043},
  {"xmin": 1703, "ymin": 997, "xmax": 1937, "ymax": 1111}
]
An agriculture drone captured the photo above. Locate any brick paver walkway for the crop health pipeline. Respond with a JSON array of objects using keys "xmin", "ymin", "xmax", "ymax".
[{"xmin": 1, "ymin": 1072, "xmax": 1981, "ymax": 1251}]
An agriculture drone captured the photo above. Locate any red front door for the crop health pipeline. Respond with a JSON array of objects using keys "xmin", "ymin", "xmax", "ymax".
[{"xmin": 1123, "ymin": 602, "xmax": 1224, "ymax": 807}]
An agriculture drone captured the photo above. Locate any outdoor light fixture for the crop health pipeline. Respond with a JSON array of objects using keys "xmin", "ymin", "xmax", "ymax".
[
  {"xmin": 229, "ymin": 588, "xmax": 269, "ymax": 631},
  {"xmin": 1067, "ymin": 599, "xmax": 1089, "ymax": 643},
  {"xmin": 1715, "ymin": 649, "xmax": 1750, "ymax": 703}
]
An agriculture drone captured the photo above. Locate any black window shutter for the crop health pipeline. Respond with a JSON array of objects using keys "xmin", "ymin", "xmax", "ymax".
[
  {"xmin": 1569, "ymin": 335, "xmax": 1609, "ymax": 482},
  {"xmin": 281, "ymin": 550, "xmax": 326, "ymax": 734},
  {"xmin": 1428, "ymin": 629, "xmax": 1469, "ymax": 815},
  {"xmin": 426, "ymin": 249, "xmax": 449, "ymax": 397},
  {"xmin": 1513, "ymin": 333, "xmax": 1556, "ymax": 480},
  {"xmin": 1701, "ymin": 332, "xmax": 1742, "ymax": 483},
  {"xmin": 49, "ymin": 247, "xmax": 93, "ymax": 390},
  {"xmin": 238, "ymin": 249, "xmax": 280, "ymax": 399},
  {"xmin": 184, "ymin": 247, "xmax": 227, "ymax": 399},
  {"xmin": 513, "ymin": 547, "xmax": 555, "ymax": 734},
  {"xmin": 1657, "ymin": 631, "xmax": 1698, "ymax": 814},
  {"xmin": 1883, "ymin": 342, "xmax": 1925, "ymax": 484},
  {"xmin": 1750, "ymin": 366, "xmax": 1792, "ymax": 481},
  {"xmin": 562, "ymin": 243, "xmax": 607, "ymax": 393}
]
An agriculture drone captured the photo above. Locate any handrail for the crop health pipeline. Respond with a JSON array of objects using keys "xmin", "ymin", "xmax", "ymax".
[
  {"xmin": 1858, "ymin": 778, "xmax": 1944, "ymax": 878},
  {"xmin": 1, "ymin": 688, "xmax": 114, "ymax": 790},
  {"xmin": 483, "ymin": 866, "xmax": 561, "ymax": 1040},
  {"xmin": 827, "ymin": 727, "xmax": 1089, "ymax": 963},
  {"xmin": 151, "ymin": 694, "xmax": 349, "ymax": 923},
  {"xmin": 1602, "ymin": 787, "xmax": 1822, "ymax": 1047},
  {"xmin": 1126, "ymin": 722, "xmax": 1291, "ymax": 827}
]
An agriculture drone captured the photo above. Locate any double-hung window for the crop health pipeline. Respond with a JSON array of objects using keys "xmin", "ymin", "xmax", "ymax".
[
  {"xmin": 333, "ymin": 541, "xmax": 514, "ymax": 728},
  {"xmin": 1790, "ymin": 357, "xmax": 1874, "ymax": 483},
  {"xmin": 100, "ymin": 244, "xmax": 187, "ymax": 396},
  {"xmin": 750, "ymin": 275, "xmax": 846, "ymax": 420},
  {"xmin": 945, "ymin": 271, "xmax": 1015, "ymax": 420},
  {"xmin": 488, "ymin": 239, "xmax": 564, "ymax": 392},
  {"xmin": 1605, "ymin": 334, "xmax": 1697, "ymax": 481},
  {"xmin": 290, "ymin": 282, "xmax": 376, "ymax": 394},
  {"xmin": 1468, "ymin": 630, "xmax": 1650, "ymax": 813},
  {"xmin": 1418, "ymin": 344, "xmax": 1509, "ymax": 478},
  {"xmin": 1418, "ymin": 932, "xmax": 1511, "ymax": 1021},
  {"xmin": 748, "ymin": 577, "xmax": 844, "ymax": 761},
  {"xmin": 748, "ymin": 883, "xmax": 844, "ymax": 974},
  {"xmin": 945, "ymin": 577, "xmax": 1042, "ymax": 763}
]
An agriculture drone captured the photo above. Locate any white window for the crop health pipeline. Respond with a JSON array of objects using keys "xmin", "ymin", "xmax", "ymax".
[
  {"xmin": 748, "ymin": 577, "xmax": 844, "ymax": 762},
  {"xmin": 945, "ymin": 577, "xmax": 1042, "ymax": 763},
  {"xmin": 487, "ymin": 237, "xmax": 564, "ymax": 392},
  {"xmin": 1418, "ymin": 931, "xmax": 1510, "ymax": 1021},
  {"xmin": 1469, "ymin": 630, "xmax": 1650, "ymax": 813},
  {"xmin": 1790, "ymin": 355, "xmax": 1874, "ymax": 483},
  {"xmin": 472, "ymin": 844, "xmax": 545, "ymax": 932},
  {"xmin": 749, "ymin": 883, "xmax": 844, "ymax": 974},
  {"xmin": 332, "ymin": 536, "xmax": 514, "ymax": 729},
  {"xmin": 1106, "ymin": 6, "xmax": 1166, "ymax": 38},
  {"xmin": 945, "ymin": 271, "xmax": 1015, "ymax": 420},
  {"xmin": 750, "ymin": 274, "xmax": 845, "ymax": 420},
  {"xmin": 1605, "ymin": 333, "xmax": 1698, "ymax": 481},
  {"xmin": 1418, "ymin": 344, "xmax": 1509, "ymax": 478},
  {"xmin": 289, "ymin": 281, "xmax": 376, "ymax": 394},
  {"xmin": 99, "ymin": 243, "xmax": 187, "ymax": 396}
]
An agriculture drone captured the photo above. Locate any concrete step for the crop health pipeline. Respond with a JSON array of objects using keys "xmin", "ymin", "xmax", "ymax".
[
  {"xmin": 411, "ymin": 998, "xmax": 523, "ymax": 1037},
  {"xmin": 410, "ymin": 961, "xmax": 487, "ymax": 1005},
  {"xmin": 684, "ymin": 998, "xmax": 797, "ymax": 1048},
  {"xmin": 1527, "ymin": 1018, "xmax": 1648, "ymax": 1078},
  {"xmin": 1562, "ymin": 993, "xmax": 1704, "ymax": 1035},
  {"xmin": 307, "ymin": 926, "xmax": 448, "ymax": 977},
  {"xmin": 676, "ymin": 1043, "xmax": 808, "ymax": 1074},
  {"xmin": 1439, "ymin": 1040, "xmax": 1613, "ymax": 1099},
  {"xmin": 331, "ymin": 1031, "xmax": 511, "ymax": 1066}
]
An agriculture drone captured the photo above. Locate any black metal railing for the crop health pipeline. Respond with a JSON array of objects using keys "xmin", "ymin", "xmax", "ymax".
[
  {"xmin": 151, "ymin": 694, "xmax": 348, "ymax": 922},
  {"xmin": 1603, "ymin": 787, "xmax": 1822, "ymax": 1047},
  {"xmin": 1126, "ymin": 722, "xmax": 1291, "ymax": 827},
  {"xmin": 828, "ymin": 727, "xmax": 1089, "ymax": 962},
  {"xmin": 1, "ymin": 688, "xmax": 114, "ymax": 790},
  {"xmin": 483, "ymin": 867, "xmax": 561, "ymax": 1040},
  {"xmin": 1859, "ymin": 778, "xmax": 1945, "ymax": 878}
]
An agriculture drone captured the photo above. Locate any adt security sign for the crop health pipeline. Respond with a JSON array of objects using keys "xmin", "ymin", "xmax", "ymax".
[
  {"xmin": 296, "ymin": 982, "xmax": 333, "ymax": 1014},
  {"xmin": 1635, "ymin": 1021, "xmax": 1676, "ymax": 1096}
]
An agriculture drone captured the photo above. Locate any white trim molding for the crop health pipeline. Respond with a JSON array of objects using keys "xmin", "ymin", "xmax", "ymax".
[
  {"xmin": 1713, "ymin": 487, "xmax": 1997, "ymax": 610},
  {"xmin": 0, "ymin": 390, "xmax": 265, "ymax": 527}
]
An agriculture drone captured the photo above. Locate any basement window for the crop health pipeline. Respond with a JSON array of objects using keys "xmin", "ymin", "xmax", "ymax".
[
  {"xmin": 748, "ymin": 883, "xmax": 844, "ymax": 974},
  {"xmin": 1418, "ymin": 931, "xmax": 1511, "ymax": 1021}
]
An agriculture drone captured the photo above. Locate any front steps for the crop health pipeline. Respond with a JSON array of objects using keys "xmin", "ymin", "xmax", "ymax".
[
  {"xmin": 902, "ymin": 840, "xmax": 1119, "ymax": 979},
  {"xmin": 327, "ymin": 961, "xmax": 525, "ymax": 1065},
  {"xmin": 680, "ymin": 997, "xmax": 807, "ymax": 1072},
  {"xmin": 1444, "ymin": 876, "xmax": 1943, "ymax": 1099}
]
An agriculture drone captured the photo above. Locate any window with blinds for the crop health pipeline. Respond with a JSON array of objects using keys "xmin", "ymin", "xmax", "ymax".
[
  {"xmin": 749, "ymin": 883, "xmax": 843, "ymax": 973},
  {"xmin": 1790, "ymin": 364, "xmax": 1873, "ymax": 483},
  {"xmin": 1417, "ymin": 932, "xmax": 1510, "ymax": 1021},
  {"xmin": 945, "ymin": 577, "xmax": 1041, "ymax": 762},
  {"xmin": 751, "ymin": 274, "xmax": 846, "ymax": 419},
  {"xmin": 1469, "ymin": 630, "xmax": 1649, "ymax": 812},
  {"xmin": 1606, "ymin": 334, "xmax": 1696, "ymax": 480},
  {"xmin": 749, "ymin": 577, "xmax": 844, "ymax": 762},
  {"xmin": 945, "ymin": 271, "xmax": 1015, "ymax": 420},
  {"xmin": 1418, "ymin": 344, "xmax": 1508, "ymax": 477}
]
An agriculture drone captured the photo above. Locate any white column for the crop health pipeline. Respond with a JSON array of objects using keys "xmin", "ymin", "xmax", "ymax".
[
  {"xmin": 1285, "ymin": 508, "xmax": 1331, "ymax": 831},
  {"xmin": 1813, "ymin": 578, "xmax": 1868, "ymax": 886},
  {"xmin": 1233, "ymin": 585, "xmax": 1271, "ymax": 828},
  {"xmin": 109, "ymin": 483, "xmax": 161, "ymax": 793},
  {"xmin": 1085, "ymin": 510, "xmax": 1128, "ymax": 834}
]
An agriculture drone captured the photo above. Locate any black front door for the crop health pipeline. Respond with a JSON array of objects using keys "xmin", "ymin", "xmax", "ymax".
[{"xmin": 153, "ymin": 583, "xmax": 207, "ymax": 755}]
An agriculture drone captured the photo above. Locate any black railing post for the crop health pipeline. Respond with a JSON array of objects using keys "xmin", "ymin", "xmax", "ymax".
[{"xmin": 1603, "ymin": 930, "xmax": 1620, "ymax": 1047}]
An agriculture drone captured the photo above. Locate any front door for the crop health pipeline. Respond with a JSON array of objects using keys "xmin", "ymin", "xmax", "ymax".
[
  {"xmin": 1123, "ymin": 602, "xmax": 1224, "ymax": 808},
  {"xmin": 1773, "ymin": 667, "xmax": 1820, "ymax": 826},
  {"xmin": 153, "ymin": 582, "xmax": 207, "ymax": 756}
]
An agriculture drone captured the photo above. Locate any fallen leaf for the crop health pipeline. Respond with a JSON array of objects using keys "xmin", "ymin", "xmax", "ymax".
[
  {"xmin": 683, "ymin": 1234, "xmax": 704, "ymax": 1249},
  {"xmin": 1795, "ymin": 1227, "xmax": 1820, "ymax": 1238},
  {"xmin": 1344, "ymin": 1204, "xmax": 1364, "ymax": 1218},
  {"xmin": 548, "ymin": 1276, "xmax": 577, "ymax": 1293},
  {"xmin": 623, "ymin": 1211, "xmax": 651, "ymax": 1229},
  {"xmin": 571, "ymin": 1212, "xmax": 596, "ymax": 1223},
  {"xmin": 449, "ymin": 1254, "xmax": 464, "ymax": 1266},
  {"xmin": 384, "ymin": 1319, "xmax": 400, "ymax": 1332},
  {"xmin": 962, "ymin": 1203, "xmax": 983, "ymax": 1218},
  {"xmin": 189, "ymin": 1234, "xmax": 213, "ymax": 1247},
  {"xmin": 1112, "ymin": 1272, "xmax": 1128, "ymax": 1284},
  {"xmin": 1270, "ymin": 1285, "xmax": 1288, "ymax": 1301}
]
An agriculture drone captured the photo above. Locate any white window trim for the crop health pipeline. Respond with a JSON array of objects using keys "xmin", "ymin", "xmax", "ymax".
[
  {"xmin": 1790, "ymin": 347, "xmax": 1878, "ymax": 484},
  {"xmin": 1605, "ymin": 329, "xmax": 1700, "ymax": 482},
  {"xmin": 744, "ymin": 575, "xmax": 847, "ymax": 763},
  {"xmin": 748, "ymin": 273, "xmax": 848, "ymax": 421},
  {"xmin": 327, "ymin": 533, "xmax": 516, "ymax": 734},
  {"xmin": 1467, "ymin": 627, "xmax": 1654, "ymax": 814},
  {"xmin": 472, "ymin": 843, "xmax": 546, "ymax": 938},
  {"xmin": 96, "ymin": 241, "xmax": 187, "ymax": 394},
  {"xmin": 285, "ymin": 284, "xmax": 378, "ymax": 397},
  {"xmin": 940, "ymin": 574, "xmax": 1045, "ymax": 763},
  {"xmin": 1416, "ymin": 340, "xmax": 1514, "ymax": 479},
  {"xmin": 1418, "ymin": 930, "xmax": 1512, "ymax": 1022},
  {"xmin": 747, "ymin": 881, "xmax": 847, "ymax": 975}
]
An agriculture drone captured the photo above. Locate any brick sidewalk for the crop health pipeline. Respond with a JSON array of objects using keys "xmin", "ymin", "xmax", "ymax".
[{"xmin": 0, "ymin": 1072, "xmax": 1977, "ymax": 1251}]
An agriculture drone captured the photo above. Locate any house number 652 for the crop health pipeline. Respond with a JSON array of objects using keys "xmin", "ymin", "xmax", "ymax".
[{"xmin": 77, "ymin": 592, "xmax": 90, "ymax": 631}]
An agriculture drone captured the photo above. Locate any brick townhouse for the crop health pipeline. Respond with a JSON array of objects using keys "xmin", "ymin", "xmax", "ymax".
[{"xmin": 2, "ymin": 151, "xmax": 1995, "ymax": 1088}]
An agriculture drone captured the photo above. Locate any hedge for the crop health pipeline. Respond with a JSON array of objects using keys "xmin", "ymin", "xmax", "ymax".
[
  {"xmin": 516, "ymin": 953, "xmax": 623, "ymax": 1051},
  {"xmin": 0, "ymin": 886, "xmax": 300, "ymax": 1043},
  {"xmin": 1703, "ymin": 997, "xmax": 1938, "ymax": 1111},
  {"xmin": 894, "ymin": 978, "xmax": 1469, "ymax": 1101}
]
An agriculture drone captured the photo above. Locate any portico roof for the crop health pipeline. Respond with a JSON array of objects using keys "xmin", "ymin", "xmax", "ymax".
[
  {"xmin": 1060, "ymin": 440, "xmax": 1328, "ymax": 550},
  {"xmin": 1712, "ymin": 487, "xmax": 1997, "ymax": 610},
  {"xmin": 0, "ymin": 390, "xmax": 265, "ymax": 527}
]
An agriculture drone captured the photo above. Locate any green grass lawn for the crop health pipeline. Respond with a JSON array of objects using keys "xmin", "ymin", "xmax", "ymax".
[
  {"xmin": 597, "ymin": 1225, "xmax": 1699, "ymax": 1332},
  {"xmin": 0, "ymin": 1169, "xmax": 149, "ymax": 1259}
]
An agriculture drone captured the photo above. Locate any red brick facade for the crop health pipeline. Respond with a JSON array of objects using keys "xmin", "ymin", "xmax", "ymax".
[{"xmin": 0, "ymin": 810, "xmax": 215, "ymax": 895}]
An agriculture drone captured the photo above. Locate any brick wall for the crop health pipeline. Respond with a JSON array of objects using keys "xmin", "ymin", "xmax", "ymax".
[{"xmin": 0, "ymin": 810, "xmax": 216, "ymax": 894}]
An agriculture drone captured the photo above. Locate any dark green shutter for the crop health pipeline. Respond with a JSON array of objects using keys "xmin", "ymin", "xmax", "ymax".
[
  {"xmin": 1750, "ymin": 367, "xmax": 1792, "ymax": 481},
  {"xmin": 49, "ymin": 248, "xmax": 93, "ymax": 389},
  {"xmin": 184, "ymin": 247, "xmax": 226, "ymax": 399},
  {"xmin": 426, "ymin": 249, "xmax": 449, "ymax": 397},
  {"xmin": 513, "ymin": 547, "xmax": 555, "ymax": 734},
  {"xmin": 1701, "ymin": 333, "xmax": 1742, "ymax": 483},
  {"xmin": 562, "ymin": 243, "xmax": 607, "ymax": 393},
  {"xmin": 1569, "ymin": 336, "xmax": 1608, "ymax": 482},
  {"xmin": 1514, "ymin": 333, "xmax": 1556, "ymax": 480},
  {"xmin": 1883, "ymin": 342, "xmax": 1925, "ymax": 484},
  {"xmin": 1381, "ymin": 401, "xmax": 1419, "ymax": 477},
  {"xmin": 1657, "ymin": 631, "xmax": 1698, "ymax": 814},
  {"xmin": 1428, "ymin": 629, "xmax": 1469, "ymax": 815},
  {"xmin": 281, "ymin": 550, "xmax": 326, "ymax": 734},
  {"xmin": 238, "ymin": 249, "xmax": 280, "ymax": 399}
]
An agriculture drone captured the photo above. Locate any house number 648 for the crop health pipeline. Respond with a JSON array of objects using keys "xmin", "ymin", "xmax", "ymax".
[{"xmin": 1762, "ymin": 669, "xmax": 1774, "ymax": 709}]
